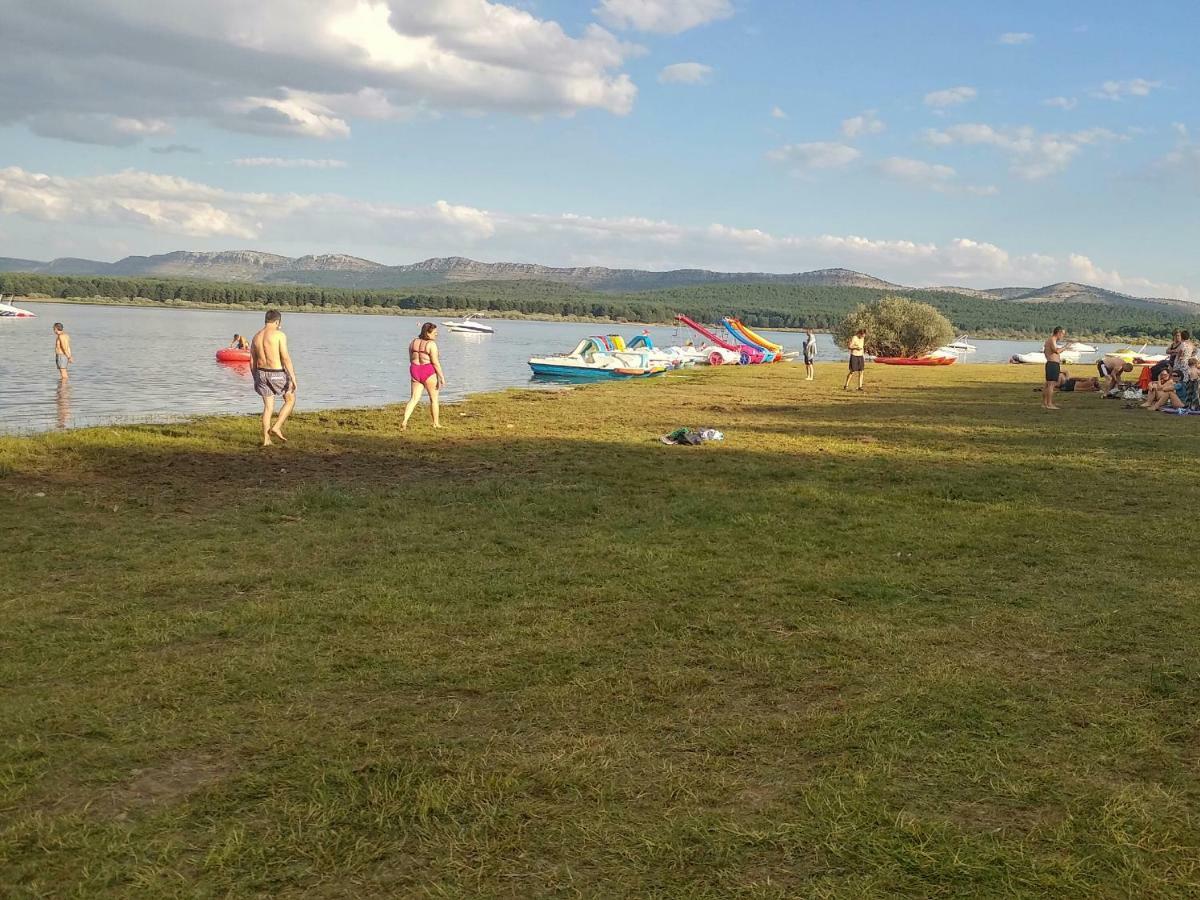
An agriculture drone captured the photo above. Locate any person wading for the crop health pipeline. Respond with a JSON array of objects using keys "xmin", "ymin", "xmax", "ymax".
[
  {"xmin": 250, "ymin": 310, "xmax": 298, "ymax": 447},
  {"xmin": 53, "ymin": 323, "xmax": 73, "ymax": 382},
  {"xmin": 1042, "ymin": 326, "xmax": 1066, "ymax": 410}
]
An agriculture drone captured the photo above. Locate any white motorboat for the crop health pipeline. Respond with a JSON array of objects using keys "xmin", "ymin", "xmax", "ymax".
[
  {"xmin": 945, "ymin": 336, "xmax": 977, "ymax": 353},
  {"xmin": 0, "ymin": 295, "xmax": 36, "ymax": 318},
  {"xmin": 441, "ymin": 315, "xmax": 494, "ymax": 334},
  {"xmin": 1009, "ymin": 349, "xmax": 1084, "ymax": 365},
  {"xmin": 1065, "ymin": 341, "xmax": 1096, "ymax": 353}
]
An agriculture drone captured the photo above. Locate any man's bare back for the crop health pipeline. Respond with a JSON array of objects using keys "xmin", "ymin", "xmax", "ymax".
[{"xmin": 251, "ymin": 326, "xmax": 285, "ymax": 370}]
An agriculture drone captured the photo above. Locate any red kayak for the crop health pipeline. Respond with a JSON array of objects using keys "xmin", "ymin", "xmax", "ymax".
[
  {"xmin": 215, "ymin": 348, "xmax": 251, "ymax": 363},
  {"xmin": 872, "ymin": 356, "xmax": 956, "ymax": 366}
]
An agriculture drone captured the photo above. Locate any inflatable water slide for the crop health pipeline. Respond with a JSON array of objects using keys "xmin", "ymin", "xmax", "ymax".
[{"xmin": 674, "ymin": 315, "xmax": 765, "ymax": 364}]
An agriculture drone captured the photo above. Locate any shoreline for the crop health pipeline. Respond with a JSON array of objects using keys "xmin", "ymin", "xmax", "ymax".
[{"xmin": 10, "ymin": 296, "xmax": 1168, "ymax": 342}]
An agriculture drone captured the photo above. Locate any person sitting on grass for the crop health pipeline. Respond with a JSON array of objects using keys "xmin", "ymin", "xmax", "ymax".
[{"xmin": 1141, "ymin": 370, "xmax": 1185, "ymax": 411}]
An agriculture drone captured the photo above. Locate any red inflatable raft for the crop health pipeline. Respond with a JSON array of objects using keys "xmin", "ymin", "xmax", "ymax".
[
  {"xmin": 215, "ymin": 348, "xmax": 251, "ymax": 363},
  {"xmin": 872, "ymin": 356, "xmax": 956, "ymax": 366}
]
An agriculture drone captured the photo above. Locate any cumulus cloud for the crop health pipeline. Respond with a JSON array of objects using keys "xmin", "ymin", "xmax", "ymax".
[
  {"xmin": 595, "ymin": 0, "xmax": 734, "ymax": 34},
  {"xmin": 997, "ymin": 32, "xmax": 1033, "ymax": 44},
  {"xmin": 767, "ymin": 142, "xmax": 861, "ymax": 174},
  {"xmin": 924, "ymin": 123, "xmax": 1124, "ymax": 179},
  {"xmin": 0, "ymin": 164, "xmax": 1189, "ymax": 298},
  {"xmin": 1092, "ymin": 78, "xmax": 1162, "ymax": 101},
  {"xmin": 841, "ymin": 110, "xmax": 885, "ymax": 139},
  {"xmin": 877, "ymin": 157, "xmax": 997, "ymax": 195},
  {"xmin": 770, "ymin": 106, "xmax": 788, "ymax": 120},
  {"xmin": 233, "ymin": 157, "xmax": 348, "ymax": 169},
  {"xmin": 658, "ymin": 62, "xmax": 713, "ymax": 85},
  {"xmin": 1043, "ymin": 96, "xmax": 1078, "ymax": 111},
  {"xmin": 924, "ymin": 86, "xmax": 977, "ymax": 109},
  {"xmin": 0, "ymin": 0, "xmax": 640, "ymax": 145}
]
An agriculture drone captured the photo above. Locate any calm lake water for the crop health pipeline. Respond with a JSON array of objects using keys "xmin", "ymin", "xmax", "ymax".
[{"xmin": 0, "ymin": 301, "xmax": 1164, "ymax": 434}]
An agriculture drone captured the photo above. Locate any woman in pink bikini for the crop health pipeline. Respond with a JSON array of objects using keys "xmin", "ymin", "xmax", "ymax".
[{"xmin": 402, "ymin": 323, "xmax": 446, "ymax": 430}]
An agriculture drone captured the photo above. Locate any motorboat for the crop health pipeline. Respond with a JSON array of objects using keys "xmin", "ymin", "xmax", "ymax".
[
  {"xmin": 625, "ymin": 333, "xmax": 721, "ymax": 368},
  {"xmin": 528, "ymin": 336, "xmax": 667, "ymax": 379},
  {"xmin": 0, "ymin": 296, "xmax": 36, "ymax": 318},
  {"xmin": 943, "ymin": 336, "xmax": 977, "ymax": 353},
  {"xmin": 1065, "ymin": 341, "xmax": 1096, "ymax": 353},
  {"xmin": 441, "ymin": 315, "xmax": 494, "ymax": 334}
]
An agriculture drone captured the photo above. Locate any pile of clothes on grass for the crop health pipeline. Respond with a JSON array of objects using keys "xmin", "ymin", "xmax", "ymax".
[{"xmin": 659, "ymin": 427, "xmax": 724, "ymax": 446}]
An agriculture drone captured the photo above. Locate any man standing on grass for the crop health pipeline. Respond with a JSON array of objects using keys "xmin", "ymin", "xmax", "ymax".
[
  {"xmin": 803, "ymin": 328, "xmax": 817, "ymax": 380},
  {"xmin": 53, "ymin": 323, "xmax": 73, "ymax": 382},
  {"xmin": 843, "ymin": 328, "xmax": 866, "ymax": 391},
  {"xmin": 1042, "ymin": 326, "xmax": 1066, "ymax": 410},
  {"xmin": 250, "ymin": 310, "xmax": 298, "ymax": 447}
]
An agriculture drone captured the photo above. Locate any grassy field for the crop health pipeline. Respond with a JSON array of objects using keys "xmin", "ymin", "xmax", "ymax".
[{"xmin": 2, "ymin": 363, "xmax": 1199, "ymax": 897}]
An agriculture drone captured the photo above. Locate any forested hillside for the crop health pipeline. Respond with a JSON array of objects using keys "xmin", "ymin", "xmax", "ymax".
[{"xmin": 3, "ymin": 272, "xmax": 1196, "ymax": 339}]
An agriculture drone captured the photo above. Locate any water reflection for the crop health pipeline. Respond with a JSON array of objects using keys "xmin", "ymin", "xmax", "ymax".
[{"xmin": 55, "ymin": 382, "xmax": 71, "ymax": 429}]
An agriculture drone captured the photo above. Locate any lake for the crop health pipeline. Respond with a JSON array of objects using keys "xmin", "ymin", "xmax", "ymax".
[{"xmin": 0, "ymin": 301, "xmax": 1163, "ymax": 434}]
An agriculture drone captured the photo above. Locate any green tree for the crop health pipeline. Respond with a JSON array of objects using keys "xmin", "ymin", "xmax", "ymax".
[{"xmin": 834, "ymin": 295, "xmax": 955, "ymax": 357}]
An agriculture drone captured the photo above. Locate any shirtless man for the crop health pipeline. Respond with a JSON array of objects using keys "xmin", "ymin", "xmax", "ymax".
[
  {"xmin": 53, "ymin": 323, "xmax": 73, "ymax": 382},
  {"xmin": 1042, "ymin": 326, "xmax": 1066, "ymax": 410},
  {"xmin": 1096, "ymin": 355, "xmax": 1133, "ymax": 394},
  {"xmin": 250, "ymin": 310, "xmax": 298, "ymax": 447}
]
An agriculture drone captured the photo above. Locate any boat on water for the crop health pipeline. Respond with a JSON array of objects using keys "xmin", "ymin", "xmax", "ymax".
[
  {"xmin": 0, "ymin": 296, "xmax": 36, "ymax": 318},
  {"xmin": 943, "ymin": 336, "xmax": 977, "ymax": 353},
  {"xmin": 441, "ymin": 315, "xmax": 494, "ymax": 334},
  {"xmin": 215, "ymin": 348, "xmax": 252, "ymax": 363},
  {"xmin": 1110, "ymin": 344, "xmax": 1168, "ymax": 365},
  {"xmin": 528, "ymin": 336, "xmax": 667, "ymax": 379}
]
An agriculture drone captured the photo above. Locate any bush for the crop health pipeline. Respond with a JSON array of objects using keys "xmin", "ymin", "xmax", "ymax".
[{"xmin": 834, "ymin": 295, "xmax": 956, "ymax": 357}]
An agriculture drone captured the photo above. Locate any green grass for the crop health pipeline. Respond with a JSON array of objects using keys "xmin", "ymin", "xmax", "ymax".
[{"xmin": 3, "ymin": 364, "xmax": 1199, "ymax": 897}]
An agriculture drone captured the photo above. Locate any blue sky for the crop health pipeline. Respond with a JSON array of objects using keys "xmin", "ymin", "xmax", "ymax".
[{"xmin": 0, "ymin": 0, "xmax": 1196, "ymax": 297}]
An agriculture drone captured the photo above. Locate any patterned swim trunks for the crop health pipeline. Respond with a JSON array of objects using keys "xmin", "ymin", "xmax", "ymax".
[{"xmin": 253, "ymin": 368, "xmax": 292, "ymax": 397}]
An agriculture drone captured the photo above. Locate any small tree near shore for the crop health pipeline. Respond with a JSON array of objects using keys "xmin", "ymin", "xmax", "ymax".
[{"xmin": 834, "ymin": 295, "xmax": 956, "ymax": 358}]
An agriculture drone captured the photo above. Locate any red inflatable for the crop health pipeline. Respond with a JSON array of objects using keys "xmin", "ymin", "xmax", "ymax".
[{"xmin": 215, "ymin": 348, "xmax": 251, "ymax": 363}]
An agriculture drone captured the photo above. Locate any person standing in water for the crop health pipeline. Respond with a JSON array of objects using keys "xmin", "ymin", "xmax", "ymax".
[
  {"xmin": 402, "ymin": 323, "xmax": 446, "ymax": 430},
  {"xmin": 803, "ymin": 328, "xmax": 817, "ymax": 380},
  {"xmin": 53, "ymin": 323, "xmax": 73, "ymax": 382},
  {"xmin": 250, "ymin": 310, "xmax": 298, "ymax": 447},
  {"xmin": 1042, "ymin": 326, "xmax": 1066, "ymax": 410},
  {"xmin": 843, "ymin": 328, "xmax": 866, "ymax": 391}
]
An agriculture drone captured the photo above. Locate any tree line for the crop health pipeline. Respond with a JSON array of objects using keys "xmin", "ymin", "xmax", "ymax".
[{"xmin": 3, "ymin": 272, "xmax": 1196, "ymax": 339}]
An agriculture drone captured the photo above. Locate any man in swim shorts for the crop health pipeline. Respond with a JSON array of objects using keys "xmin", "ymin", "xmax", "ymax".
[
  {"xmin": 1042, "ymin": 326, "xmax": 1066, "ymax": 410},
  {"xmin": 843, "ymin": 328, "xmax": 866, "ymax": 391},
  {"xmin": 250, "ymin": 309, "xmax": 298, "ymax": 447},
  {"xmin": 1096, "ymin": 355, "xmax": 1133, "ymax": 394},
  {"xmin": 53, "ymin": 322, "xmax": 73, "ymax": 382}
]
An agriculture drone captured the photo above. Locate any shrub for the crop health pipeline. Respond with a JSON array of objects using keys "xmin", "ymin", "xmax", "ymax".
[{"xmin": 834, "ymin": 295, "xmax": 956, "ymax": 357}]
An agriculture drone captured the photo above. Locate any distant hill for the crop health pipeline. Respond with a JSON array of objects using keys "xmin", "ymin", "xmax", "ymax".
[{"xmin": 1, "ymin": 249, "xmax": 1193, "ymax": 315}]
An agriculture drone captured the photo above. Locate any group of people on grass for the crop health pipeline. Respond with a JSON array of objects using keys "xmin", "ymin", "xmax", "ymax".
[{"xmin": 1043, "ymin": 326, "xmax": 1199, "ymax": 412}]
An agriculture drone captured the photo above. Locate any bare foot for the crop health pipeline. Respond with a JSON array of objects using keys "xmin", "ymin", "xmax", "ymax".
[
  {"xmin": 269, "ymin": 428, "xmax": 288, "ymax": 443},
  {"xmin": 1044, "ymin": 405, "xmax": 1061, "ymax": 410},
  {"xmin": 432, "ymin": 424, "xmax": 443, "ymax": 429},
  {"xmin": 261, "ymin": 437, "xmax": 273, "ymax": 447}
]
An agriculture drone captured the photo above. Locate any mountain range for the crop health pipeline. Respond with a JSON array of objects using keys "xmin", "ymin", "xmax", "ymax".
[{"xmin": 0, "ymin": 249, "xmax": 1192, "ymax": 312}]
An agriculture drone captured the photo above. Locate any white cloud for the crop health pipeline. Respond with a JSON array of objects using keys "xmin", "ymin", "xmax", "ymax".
[
  {"xmin": 877, "ymin": 157, "xmax": 997, "ymax": 195},
  {"xmin": 1, "ymin": 1, "xmax": 640, "ymax": 145},
  {"xmin": 841, "ymin": 110, "xmax": 886, "ymax": 139},
  {"xmin": 233, "ymin": 158, "xmax": 349, "ymax": 169},
  {"xmin": 997, "ymin": 32, "xmax": 1034, "ymax": 45},
  {"xmin": 1043, "ymin": 96, "xmax": 1078, "ymax": 111},
  {"xmin": 1092, "ymin": 78, "xmax": 1163, "ymax": 101},
  {"xmin": 771, "ymin": 106, "xmax": 788, "ymax": 120},
  {"xmin": 0, "ymin": 164, "xmax": 1190, "ymax": 299},
  {"xmin": 924, "ymin": 86, "xmax": 977, "ymax": 109},
  {"xmin": 595, "ymin": 0, "xmax": 734, "ymax": 34},
  {"xmin": 767, "ymin": 142, "xmax": 861, "ymax": 174},
  {"xmin": 924, "ymin": 123, "xmax": 1124, "ymax": 179},
  {"xmin": 658, "ymin": 62, "xmax": 713, "ymax": 85}
]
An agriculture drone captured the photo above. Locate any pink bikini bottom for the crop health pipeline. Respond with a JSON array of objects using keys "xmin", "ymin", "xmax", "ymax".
[{"xmin": 410, "ymin": 363, "xmax": 437, "ymax": 384}]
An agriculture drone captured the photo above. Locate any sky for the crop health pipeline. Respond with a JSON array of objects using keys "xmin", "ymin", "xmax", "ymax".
[{"xmin": 0, "ymin": 0, "xmax": 1197, "ymax": 298}]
